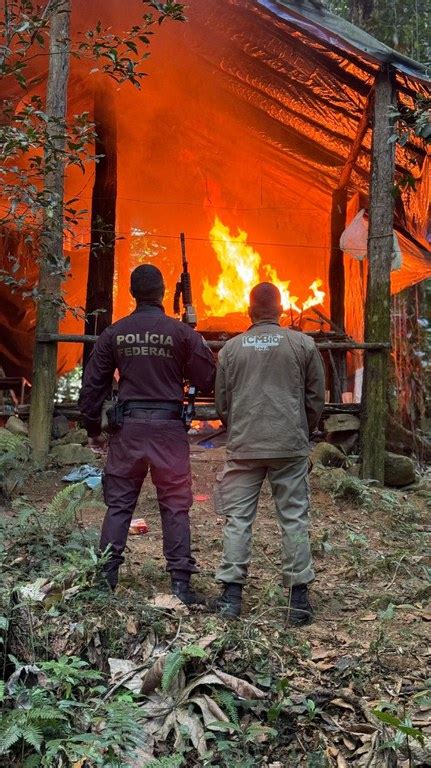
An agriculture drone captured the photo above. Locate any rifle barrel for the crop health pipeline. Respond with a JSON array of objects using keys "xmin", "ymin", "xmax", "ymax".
[{"xmin": 180, "ymin": 232, "xmax": 188, "ymax": 271}]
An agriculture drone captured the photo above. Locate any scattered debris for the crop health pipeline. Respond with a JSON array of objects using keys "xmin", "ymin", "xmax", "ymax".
[
  {"xmin": 129, "ymin": 518, "xmax": 149, "ymax": 535},
  {"xmin": 62, "ymin": 463, "xmax": 102, "ymax": 488}
]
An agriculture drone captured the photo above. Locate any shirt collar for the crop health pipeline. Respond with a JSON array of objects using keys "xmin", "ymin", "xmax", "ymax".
[
  {"xmin": 248, "ymin": 320, "xmax": 281, "ymax": 330},
  {"xmin": 133, "ymin": 302, "xmax": 165, "ymax": 314}
]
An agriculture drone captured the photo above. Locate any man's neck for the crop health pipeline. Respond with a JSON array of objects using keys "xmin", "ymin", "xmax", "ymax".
[
  {"xmin": 250, "ymin": 317, "xmax": 281, "ymax": 326},
  {"xmin": 135, "ymin": 300, "xmax": 164, "ymax": 311}
]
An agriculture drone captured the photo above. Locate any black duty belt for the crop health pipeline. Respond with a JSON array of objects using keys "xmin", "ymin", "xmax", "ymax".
[{"xmin": 123, "ymin": 400, "xmax": 182, "ymax": 420}]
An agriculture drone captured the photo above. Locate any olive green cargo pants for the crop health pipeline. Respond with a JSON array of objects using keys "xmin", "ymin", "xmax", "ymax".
[{"xmin": 214, "ymin": 456, "xmax": 314, "ymax": 587}]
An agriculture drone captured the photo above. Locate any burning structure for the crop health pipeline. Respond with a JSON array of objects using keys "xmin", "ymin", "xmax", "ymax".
[{"xmin": 0, "ymin": 0, "xmax": 430, "ymax": 394}]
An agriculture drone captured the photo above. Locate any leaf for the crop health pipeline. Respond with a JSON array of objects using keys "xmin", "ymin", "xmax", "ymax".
[
  {"xmin": 126, "ymin": 617, "xmax": 138, "ymax": 635},
  {"xmin": 189, "ymin": 694, "xmax": 230, "ymax": 728},
  {"xmin": 162, "ymin": 649, "xmax": 185, "ymax": 692},
  {"xmin": 152, "ymin": 594, "xmax": 189, "ymax": 613},
  {"xmin": 22, "ymin": 724, "xmax": 43, "ymax": 752},
  {"xmin": 176, "ymin": 708, "xmax": 207, "ymax": 756},
  {"xmin": 331, "ymin": 698, "xmax": 356, "ymax": 712},
  {"xmin": 371, "ymin": 709, "xmax": 425, "ymax": 745},
  {"xmin": 141, "ymin": 656, "xmax": 166, "ymax": 695},
  {"xmin": 108, "ymin": 658, "xmax": 146, "ymax": 694},
  {"xmin": 213, "ymin": 669, "xmax": 267, "ymax": 700},
  {"xmin": 0, "ymin": 722, "xmax": 22, "ymax": 753}
]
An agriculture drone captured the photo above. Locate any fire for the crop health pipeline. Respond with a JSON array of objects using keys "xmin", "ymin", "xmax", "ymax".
[{"xmin": 202, "ymin": 216, "xmax": 325, "ymax": 315}]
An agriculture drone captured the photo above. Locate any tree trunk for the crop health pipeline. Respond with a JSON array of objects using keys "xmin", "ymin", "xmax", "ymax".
[
  {"xmin": 360, "ymin": 68, "xmax": 395, "ymax": 481},
  {"xmin": 29, "ymin": 1, "xmax": 71, "ymax": 465},
  {"xmin": 83, "ymin": 84, "xmax": 117, "ymax": 370}
]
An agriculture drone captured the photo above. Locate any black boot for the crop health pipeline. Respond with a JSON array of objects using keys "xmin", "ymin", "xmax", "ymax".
[
  {"xmin": 171, "ymin": 579, "xmax": 206, "ymax": 606},
  {"xmin": 97, "ymin": 570, "xmax": 116, "ymax": 593},
  {"xmin": 287, "ymin": 584, "xmax": 313, "ymax": 627},
  {"xmin": 209, "ymin": 583, "xmax": 242, "ymax": 619}
]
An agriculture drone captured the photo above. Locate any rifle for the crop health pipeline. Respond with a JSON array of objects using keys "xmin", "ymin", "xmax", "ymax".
[
  {"xmin": 173, "ymin": 233, "xmax": 198, "ymax": 429},
  {"xmin": 173, "ymin": 232, "xmax": 197, "ymax": 328}
]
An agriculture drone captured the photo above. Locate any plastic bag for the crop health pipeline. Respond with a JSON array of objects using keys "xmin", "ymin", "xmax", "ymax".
[
  {"xmin": 340, "ymin": 209, "xmax": 402, "ymax": 270},
  {"xmin": 340, "ymin": 209, "xmax": 368, "ymax": 260}
]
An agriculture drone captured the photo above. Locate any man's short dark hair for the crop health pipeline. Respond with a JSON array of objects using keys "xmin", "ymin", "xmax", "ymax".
[
  {"xmin": 130, "ymin": 264, "xmax": 164, "ymax": 302},
  {"xmin": 249, "ymin": 282, "xmax": 282, "ymax": 319}
]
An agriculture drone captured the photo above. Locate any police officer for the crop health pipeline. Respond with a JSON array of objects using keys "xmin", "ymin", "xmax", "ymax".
[
  {"xmin": 79, "ymin": 264, "xmax": 216, "ymax": 603},
  {"xmin": 211, "ymin": 282, "xmax": 325, "ymax": 624}
]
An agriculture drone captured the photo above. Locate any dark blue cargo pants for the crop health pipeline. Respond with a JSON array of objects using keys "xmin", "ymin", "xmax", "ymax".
[{"xmin": 100, "ymin": 413, "xmax": 197, "ymax": 587}]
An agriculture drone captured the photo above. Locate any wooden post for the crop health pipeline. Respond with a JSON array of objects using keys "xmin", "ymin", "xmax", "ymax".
[
  {"xmin": 360, "ymin": 67, "xmax": 395, "ymax": 481},
  {"xmin": 328, "ymin": 92, "xmax": 372, "ymax": 401},
  {"xmin": 329, "ymin": 187, "xmax": 348, "ymax": 401},
  {"xmin": 29, "ymin": 1, "xmax": 70, "ymax": 464},
  {"xmin": 83, "ymin": 84, "xmax": 117, "ymax": 369}
]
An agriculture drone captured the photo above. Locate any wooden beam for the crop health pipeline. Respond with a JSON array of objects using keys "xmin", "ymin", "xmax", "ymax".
[
  {"xmin": 360, "ymin": 67, "xmax": 396, "ymax": 481},
  {"xmin": 36, "ymin": 332, "xmax": 389, "ymax": 351},
  {"xmin": 83, "ymin": 83, "xmax": 117, "ymax": 369},
  {"xmin": 337, "ymin": 91, "xmax": 372, "ymax": 191},
  {"xmin": 28, "ymin": 1, "xmax": 71, "ymax": 465}
]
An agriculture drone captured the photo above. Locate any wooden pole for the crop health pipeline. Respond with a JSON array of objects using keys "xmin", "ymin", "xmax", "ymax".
[
  {"xmin": 83, "ymin": 83, "xmax": 117, "ymax": 369},
  {"xmin": 360, "ymin": 67, "xmax": 395, "ymax": 481},
  {"xmin": 29, "ymin": 0, "xmax": 70, "ymax": 465},
  {"xmin": 328, "ymin": 92, "xmax": 372, "ymax": 402},
  {"xmin": 329, "ymin": 187, "xmax": 348, "ymax": 401}
]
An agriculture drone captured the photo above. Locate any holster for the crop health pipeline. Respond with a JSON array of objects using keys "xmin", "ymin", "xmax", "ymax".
[
  {"xmin": 182, "ymin": 385, "xmax": 197, "ymax": 431},
  {"xmin": 106, "ymin": 402, "xmax": 125, "ymax": 431}
]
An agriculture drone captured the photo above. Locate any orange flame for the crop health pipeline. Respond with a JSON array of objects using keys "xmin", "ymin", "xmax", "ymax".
[{"xmin": 202, "ymin": 216, "xmax": 325, "ymax": 315}]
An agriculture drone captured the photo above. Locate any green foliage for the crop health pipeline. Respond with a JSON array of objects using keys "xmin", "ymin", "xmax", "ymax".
[
  {"xmin": 145, "ymin": 755, "xmax": 184, "ymax": 768},
  {"xmin": 372, "ymin": 707, "xmax": 425, "ymax": 745},
  {"xmin": 0, "ymin": 670, "xmax": 149, "ymax": 766},
  {"xmin": 0, "ymin": 429, "xmax": 32, "ymax": 496},
  {"xmin": 326, "ymin": 0, "xmax": 430, "ymax": 63},
  {"xmin": 44, "ymin": 482, "xmax": 88, "ymax": 528},
  {"xmin": 161, "ymin": 648, "xmax": 185, "ymax": 691},
  {"xmin": 0, "ymin": 430, "xmax": 31, "ymax": 459},
  {"xmin": 40, "ymin": 656, "xmax": 103, "ymax": 699},
  {"xmin": 0, "ymin": 686, "xmax": 67, "ymax": 756},
  {"xmin": 161, "ymin": 645, "xmax": 208, "ymax": 692},
  {"xmin": 333, "ymin": 474, "xmax": 371, "ymax": 506},
  {"xmin": 214, "ymin": 689, "xmax": 240, "ymax": 727}
]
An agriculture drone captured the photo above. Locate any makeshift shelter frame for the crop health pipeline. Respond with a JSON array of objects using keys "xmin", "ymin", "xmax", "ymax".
[{"xmin": 3, "ymin": 0, "xmax": 429, "ymax": 477}]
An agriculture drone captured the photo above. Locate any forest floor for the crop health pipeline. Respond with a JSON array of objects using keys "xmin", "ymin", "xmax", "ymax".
[{"xmin": 1, "ymin": 438, "xmax": 430, "ymax": 767}]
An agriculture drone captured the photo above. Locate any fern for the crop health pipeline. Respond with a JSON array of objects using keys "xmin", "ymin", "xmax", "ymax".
[
  {"xmin": 46, "ymin": 482, "xmax": 87, "ymax": 519},
  {"xmin": 214, "ymin": 689, "xmax": 240, "ymax": 727},
  {"xmin": 161, "ymin": 645, "xmax": 209, "ymax": 692},
  {"xmin": 42, "ymin": 482, "xmax": 88, "ymax": 535},
  {"xmin": 0, "ymin": 430, "xmax": 30, "ymax": 461},
  {"xmin": 145, "ymin": 754, "xmax": 184, "ymax": 768},
  {"xmin": 21, "ymin": 724, "xmax": 43, "ymax": 752},
  {"xmin": 161, "ymin": 648, "xmax": 185, "ymax": 692},
  {"xmin": 23, "ymin": 755, "xmax": 42, "ymax": 768},
  {"xmin": 181, "ymin": 645, "xmax": 208, "ymax": 660},
  {"xmin": 0, "ymin": 721, "xmax": 22, "ymax": 753}
]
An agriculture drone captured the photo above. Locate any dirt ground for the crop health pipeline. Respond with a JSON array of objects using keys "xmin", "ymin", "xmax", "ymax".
[
  {"xmin": 5, "ymin": 439, "xmax": 431, "ymax": 765},
  {"xmin": 18, "ymin": 441, "xmax": 431, "ymax": 669}
]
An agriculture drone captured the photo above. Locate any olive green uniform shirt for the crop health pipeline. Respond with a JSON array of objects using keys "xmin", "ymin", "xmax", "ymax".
[{"xmin": 215, "ymin": 322, "xmax": 325, "ymax": 459}]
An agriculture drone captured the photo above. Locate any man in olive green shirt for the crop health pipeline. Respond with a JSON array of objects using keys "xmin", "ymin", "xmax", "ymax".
[{"xmin": 211, "ymin": 282, "xmax": 325, "ymax": 624}]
